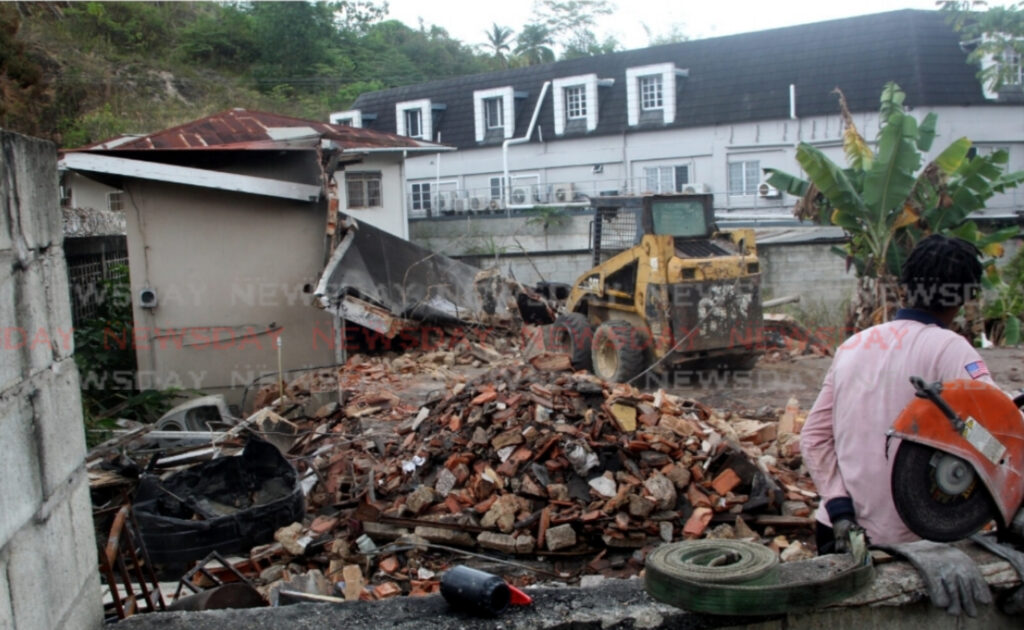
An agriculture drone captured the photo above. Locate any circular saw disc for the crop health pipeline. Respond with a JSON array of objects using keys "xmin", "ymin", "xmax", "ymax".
[{"xmin": 891, "ymin": 441, "xmax": 997, "ymax": 541}]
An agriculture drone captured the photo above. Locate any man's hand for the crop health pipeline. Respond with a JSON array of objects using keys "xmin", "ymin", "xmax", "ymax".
[
  {"xmin": 825, "ymin": 497, "xmax": 860, "ymax": 554},
  {"xmin": 877, "ymin": 540, "xmax": 992, "ymax": 617},
  {"xmin": 831, "ymin": 517, "xmax": 861, "ymax": 554}
]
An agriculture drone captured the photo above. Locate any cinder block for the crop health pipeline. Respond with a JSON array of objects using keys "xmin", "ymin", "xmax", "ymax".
[
  {"xmin": 0, "ymin": 255, "xmax": 21, "ymax": 395},
  {"xmin": 7, "ymin": 522, "xmax": 52, "ymax": 630},
  {"xmin": 0, "ymin": 555, "xmax": 13, "ymax": 630},
  {"xmin": 1, "ymin": 131, "xmax": 60, "ymax": 251},
  {"xmin": 30, "ymin": 359, "xmax": 86, "ymax": 497},
  {"xmin": 43, "ymin": 249, "xmax": 75, "ymax": 359},
  {"xmin": 52, "ymin": 571, "xmax": 101, "ymax": 630},
  {"xmin": 67, "ymin": 476, "xmax": 98, "ymax": 588},
  {"xmin": 10, "ymin": 475, "xmax": 99, "ymax": 630},
  {"xmin": 14, "ymin": 257, "xmax": 53, "ymax": 373},
  {"xmin": 0, "ymin": 395, "xmax": 43, "ymax": 547}
]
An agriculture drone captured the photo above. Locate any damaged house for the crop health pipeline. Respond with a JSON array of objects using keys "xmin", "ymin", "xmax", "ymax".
[{"xmin": 60, "ymin": 109, "xmax": 459, "ymax": 404}]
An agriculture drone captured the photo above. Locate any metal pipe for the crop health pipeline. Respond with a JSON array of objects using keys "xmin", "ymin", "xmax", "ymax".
[
  {"xmin": 503, "ymin": 81, "xmax": 551, "ymax": 208},
  {"xmin": 789, "ymin": 84, "xmax": 797, "ymax": 120}
]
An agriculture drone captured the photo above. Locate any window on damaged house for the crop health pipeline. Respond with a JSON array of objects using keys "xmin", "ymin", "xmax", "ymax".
[
  {"xmin": 484, "ymin": 97, "xmax": 504, "ymax": 129},
  {"xmin": 727, "ymin": 160, "xmax": 760, "ymax": 196},
  {"xmin": 107, "ymin": 191, "xmax": 124, "ymax": 212},
  {"xmin": 639, "ymin": 75, "xmax": 663, "ymax": 111},
  {"xmin": 404, "ymin": 109, "xmax": 423, "ymax": 139},
  {"xmin": 411, "ymin": 182, "xmax": 432, "ymax": 212},
  {"xmin": 346, "ymin": 172, "xmax": 382, "ymax": 208},
  {"xmin": 565, "ymin": 86, "xmax": 587, "ymax": 119}
]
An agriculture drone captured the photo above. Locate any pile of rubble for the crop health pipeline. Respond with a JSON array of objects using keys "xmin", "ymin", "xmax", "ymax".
[{"xmin": 88, "ymin": 331, "xmax": 817, "ymax": 610}]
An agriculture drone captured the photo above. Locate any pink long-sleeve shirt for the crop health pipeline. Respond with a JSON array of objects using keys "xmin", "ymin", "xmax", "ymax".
[{"xmin": 801, "ymin": 315, "xmax": 994, "ymax": 545}]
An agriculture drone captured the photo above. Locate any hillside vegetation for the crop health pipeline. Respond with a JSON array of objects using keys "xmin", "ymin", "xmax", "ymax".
[{"xmin": 1, "ymin": 1, "xmax": 500, "ymax": 147}]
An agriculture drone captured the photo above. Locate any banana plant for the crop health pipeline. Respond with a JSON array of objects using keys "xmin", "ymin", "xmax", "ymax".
[{"xmin": 766, "ymin": 82, "xmax": 1023, "ymax": 331}]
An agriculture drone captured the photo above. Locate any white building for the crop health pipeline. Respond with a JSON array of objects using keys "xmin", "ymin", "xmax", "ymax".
[{"xmin": 341, "ymin": 9, "xmax": 1023, "ymax": 222}]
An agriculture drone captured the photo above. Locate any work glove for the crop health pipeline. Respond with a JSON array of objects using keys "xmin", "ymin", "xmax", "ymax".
[
  {"xmin": 876, "ymin": 540, "xmax": 993, "ymax": 617},
  {"xmin": 831, "ymin": 517, "xmax": 861, "ymax": 555},
  {"xmin": 825, "ymin": 497, "xmax": 861, "ymax": 554}
]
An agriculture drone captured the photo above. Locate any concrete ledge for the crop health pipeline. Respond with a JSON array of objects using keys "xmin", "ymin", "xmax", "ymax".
[{"xmin": 114, "ymin": 552, "xmax": 1022, "ymax": 630}]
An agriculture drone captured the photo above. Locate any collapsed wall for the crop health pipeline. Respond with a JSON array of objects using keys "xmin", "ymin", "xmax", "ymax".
[{"xmin": 0, "ymin": 130, "xmax": 101, "ymax": 629}]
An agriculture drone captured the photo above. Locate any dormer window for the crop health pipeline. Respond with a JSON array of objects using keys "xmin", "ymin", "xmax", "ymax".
[
  {"xmin": 473, "ymin": 87, "xmax": 515, "ymax": 142},
  {"xmin": 485, "ymin": 98, "xmax": 503, "ymax": 129},
  {"xmin": 565, "ymin": 86, "xmax": 587, "ymax": 119},
  {"xmin": 329, "ymin": 109, "xmax": 363, "ymax": 127},
  {"xmin": 552, "ymin": 74, "xmax": 603, "ymax": 135},
  {"xmin": 626, "ymin": 63, "xmax": 686, "ymax": 126},
  {"xmin": 640, "ymin": 75, "xmax": 663, "ymax": 111},
  {"xmin": 404, "ymin": 109, "xmax": 422, "ymax": 138},
  {"xmin": 395, "ymin": 99, "xmax": 433, "ymax": 139},
  {"xmin": 1003, "ymin": 47, "xmax": 1023, "ymax": 86}
]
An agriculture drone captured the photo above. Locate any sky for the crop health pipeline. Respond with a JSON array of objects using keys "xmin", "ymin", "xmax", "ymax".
[{"xmin": 383, "ymin": 1, "xmax": 999, "ymax": 51}]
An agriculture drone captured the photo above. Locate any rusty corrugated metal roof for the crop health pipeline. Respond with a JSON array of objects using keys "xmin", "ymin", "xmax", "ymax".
[{"xmin": 76, "ymin": 108, "xmax": 439, "ymax": 152}]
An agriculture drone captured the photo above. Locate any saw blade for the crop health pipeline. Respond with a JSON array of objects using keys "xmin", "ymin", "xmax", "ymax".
[{"xmin": 891, "ymin": 441, "xmax": 997, "ymax": 542}]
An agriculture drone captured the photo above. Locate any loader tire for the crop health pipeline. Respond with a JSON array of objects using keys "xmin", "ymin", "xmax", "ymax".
[
  {"xmin": 553, "ymin": 312, "xmax": 593, "ymax": 371},
  {"xmin": 591, "ymin": 321, "xmax": 648, "ymax": 383}
]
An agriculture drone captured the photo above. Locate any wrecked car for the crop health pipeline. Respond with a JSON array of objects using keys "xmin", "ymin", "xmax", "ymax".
[{"xmin": 133, "ymin": 439, "xmax": 304, "ymax": 569}]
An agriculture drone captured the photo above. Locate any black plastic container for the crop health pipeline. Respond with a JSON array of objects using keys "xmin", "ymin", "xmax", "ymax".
[{"xmin": 440, "ymin": 566, "xmax": 511, "ymax": 617}]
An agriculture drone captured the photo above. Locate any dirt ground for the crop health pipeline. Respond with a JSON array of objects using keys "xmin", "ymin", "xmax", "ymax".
[{"xmin": 660, "ymin": 347, "xmax": 1024, "ymax": 416}]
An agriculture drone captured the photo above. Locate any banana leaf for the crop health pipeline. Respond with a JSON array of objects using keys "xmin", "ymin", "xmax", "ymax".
[
  {"xmin": 916, "ymin": 113, "xmax": 938, "ymax": 152},
  {"xmin": 862, "ymin": 112, "xmax": 921, "ymax": 218},
  {"xmin": 763, "ymin": 168, "xmax": 809, "ymax": 197},
  {"xmin": 795, "ymin": 144, "xmax": 867, "ymax": 217}
]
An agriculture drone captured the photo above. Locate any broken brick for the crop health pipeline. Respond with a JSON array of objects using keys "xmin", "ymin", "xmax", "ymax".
[
  {"xmin": 683, "ymin": 507, "xmax": 714, "ymax": 537},
  {"xmin": 710, "ymin": 468, "xmax": 742, "ymax": 496}
]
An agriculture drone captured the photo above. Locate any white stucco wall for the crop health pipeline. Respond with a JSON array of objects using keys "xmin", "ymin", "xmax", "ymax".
[
  {"xmin": 339, "ymin": 157, "xmax": 407, "ymax": 239},
  {"xmin": 402, "ymin": 105, "xmax": 1024, "ymax": 217},
  {"xmin": 122, "ymin": 180, "xmax": 337, "ymax": 404}
]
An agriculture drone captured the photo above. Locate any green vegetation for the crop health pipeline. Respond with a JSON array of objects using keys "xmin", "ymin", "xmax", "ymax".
[
  {"xmin": 940, "ymin": 1, "xmax": 1024, "ymax": 94},
  {"xmin": 3, "ymin": 1, "xmax": 631, "ymax": 147},
  {"xmin": 766, "ymin": 83, "xmax": 1024, "ymax": 338},
  {"xmin": 74, "ymin": 266, "xmax": 187, "ymax": 445}
]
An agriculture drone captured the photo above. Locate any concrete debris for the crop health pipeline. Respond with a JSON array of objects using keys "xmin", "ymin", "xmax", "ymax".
[{"xmin": 87, "ymin": 324, "xmax": 820, "ymax": 608}]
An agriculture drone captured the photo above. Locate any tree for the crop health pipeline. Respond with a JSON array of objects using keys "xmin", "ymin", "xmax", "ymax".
[
  {"xmin": 940, "ymin": 1, "xmax": 1024, "ymax": 93},
  {"xmin": 766, "ymin": 83, "xmax": 1024, "ymax": 333},
  {"xmin": 561, "ymin": 31, "xmax": 619, "ymax": 59},
  {"xmin": 642, "ymin": 23, "xmax": 688, "ymax": 46},
  {"xmin": 532, "ymin": 0, "xmax": 618, "ymax": 57},
  {"xmin": 484, "ymin": 23, "xmax": 515, "ymax": 67},
  {"xmin": 514, "ymin": 23, "xmax": 555, "ymax": 65}
]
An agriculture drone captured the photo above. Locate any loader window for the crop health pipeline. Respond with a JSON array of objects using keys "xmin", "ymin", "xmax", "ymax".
[{"xmin": 651, "ymin": 199, "xmax": 709, "ymax": 238}]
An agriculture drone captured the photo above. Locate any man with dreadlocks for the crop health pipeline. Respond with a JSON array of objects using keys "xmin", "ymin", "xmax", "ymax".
[{"xmin": 802, "ymin": 234, "xmax": 996, "ymax": 616}]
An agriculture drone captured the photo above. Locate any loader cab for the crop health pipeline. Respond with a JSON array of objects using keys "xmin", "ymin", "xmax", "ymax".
[{"xmin": 641, "ymin": 194, "xmax": 715, "ymax": 240}]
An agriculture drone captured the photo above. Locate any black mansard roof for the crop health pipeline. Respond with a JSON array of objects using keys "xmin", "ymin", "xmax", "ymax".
[{"xmin": 352, "ymin": 10, "xmax": 992, "ymax": 149}]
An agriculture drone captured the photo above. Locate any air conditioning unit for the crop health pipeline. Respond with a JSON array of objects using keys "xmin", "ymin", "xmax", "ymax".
[
  {"xmin": 680, "ymin": 183, "xmax": 710, "ymax": 194},
  {"xmin": 469, "ymin": 196, "xmax": 486, "ymax": 212},
  {"xmin": 453, "ymin": 198, "xmax": 467, "ymax": 213},
  {"xmin": 488, "ymin": 198, "xmax": 504, "ymax": 211},
  {"xmin": 510, "ymin": 186, "xmax": 531, "ymax": 205},
  {"xmin": 436, "ymin": 192, "xmax": 456, "ymax": 214},
  {"xmin": 552, "ymin": 183, "xmax": 574, "ymax": 203},
  {"xmin": 758, "ymin": 181, "xmax": 782, "ymax": 198}
]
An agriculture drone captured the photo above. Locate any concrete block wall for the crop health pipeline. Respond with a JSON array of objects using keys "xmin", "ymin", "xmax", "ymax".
[
  {"xmin": 758, "ymin": 244, "xmax": 857, "ymax": 312},
  {"xmin": 0, "ymin": 130, "xmax": 101, "ymax": 630}
]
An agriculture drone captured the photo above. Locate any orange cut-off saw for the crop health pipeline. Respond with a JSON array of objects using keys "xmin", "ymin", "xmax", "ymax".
[{"xmin": 888, "ymin": 377, "xmax": 1024, "ymax": 543}]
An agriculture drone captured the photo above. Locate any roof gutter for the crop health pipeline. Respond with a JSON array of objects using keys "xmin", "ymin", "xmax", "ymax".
[
  {"xmin": 503, "ymin": 81, "xmax": 551, "ymax": 207},
  {"xmin": 341, "ymin": 146, "xmax": 455, "ymax": 154}
]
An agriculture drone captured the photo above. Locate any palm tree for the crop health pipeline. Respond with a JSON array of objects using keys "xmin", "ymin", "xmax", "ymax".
[
  {"xmin": 514, "ymin": 23, "xmax": 554, "ymax": 66},
  {"xmin": 484, "ymin": 23, "xmax": 515, "ymax": 67}
]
